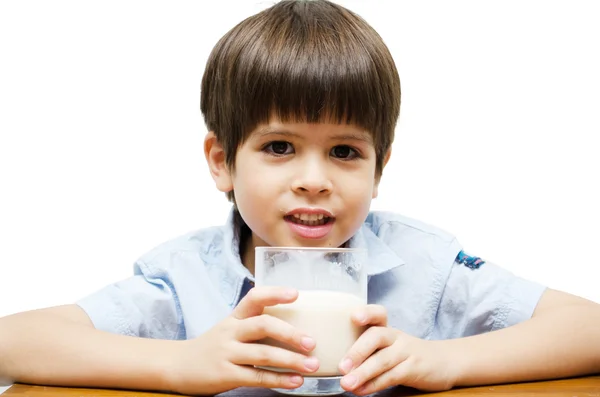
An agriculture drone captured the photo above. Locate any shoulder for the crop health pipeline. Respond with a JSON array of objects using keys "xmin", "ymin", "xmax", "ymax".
[
  {"xmin": 134, "ymin": 224, "xmax": 227, "ymax": 272},
  {"xmin": 365, "ymin": 210, "xmax": 458, "ymax": 249},
  {"xmin": 363, "ymin": 210, "xmax": 463, "ymax": 281},
  {"xmin": 364, "ymin": 211, "xmax": 464, "ymax": 292}
]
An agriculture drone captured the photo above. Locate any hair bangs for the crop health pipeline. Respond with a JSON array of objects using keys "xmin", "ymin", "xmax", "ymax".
[{"xmin": 245, "ymin": 28, "xmax": 382, "ymax": 134}]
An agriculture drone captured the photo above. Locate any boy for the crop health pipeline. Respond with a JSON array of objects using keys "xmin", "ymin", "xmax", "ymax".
[{"xmin": 1, "ymin": 0, "xmax": 599, "ymax": 396}]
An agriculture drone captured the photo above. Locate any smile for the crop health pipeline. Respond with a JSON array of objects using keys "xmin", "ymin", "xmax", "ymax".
[
  {"xmin": 285, "ymin": 213, "xmax": 332, "ymax": 226},
  {"xmin": 284, "ymin": 208, "xmax": 336, "ymax": 239}
]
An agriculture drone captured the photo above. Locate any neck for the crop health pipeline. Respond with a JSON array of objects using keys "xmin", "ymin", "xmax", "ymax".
[{"xmin": 239, "ymin": 220, "xmax": 255, "ymax": 275}]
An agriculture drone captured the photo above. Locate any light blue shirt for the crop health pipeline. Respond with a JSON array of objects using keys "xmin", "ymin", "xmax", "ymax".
[{"xmin": 77, "ymin": 209, "xmax": 546, "ymax": 340}]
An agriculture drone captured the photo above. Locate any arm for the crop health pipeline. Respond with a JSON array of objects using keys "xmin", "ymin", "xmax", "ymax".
[
  {"xmin": 0, "ymin": 288, "xmax": 319, "ymax": 395},
  {"xmin": 338, "ymin": 289, "xmax": 600, "ymax": 395},
  {"xmin": 449, "ymin": 288, "xmax": 600, "ymax": 386},
  {"xmin": 0, "ymin": 305, "xmax": 176, "ymax": 391}
]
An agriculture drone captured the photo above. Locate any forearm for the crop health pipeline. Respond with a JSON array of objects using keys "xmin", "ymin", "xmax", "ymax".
[
  {"xmin": 0, "ymin": 310, "xmax": 178, "ymax": 391},
  {"xmin": 446, "ymin": 304, "xmax": 600, "ymax": 387}
]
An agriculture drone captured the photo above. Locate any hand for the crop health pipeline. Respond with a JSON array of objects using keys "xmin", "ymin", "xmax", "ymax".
[
  {"xmin": 167, "ymin": 286, "xmax": 319, "ymax": 395},
  {"xmin": 338, "ymin": 305, "xmax": 458, "ymax": 395}
]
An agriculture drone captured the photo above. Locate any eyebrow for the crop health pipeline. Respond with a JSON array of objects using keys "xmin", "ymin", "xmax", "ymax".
[{"xmin": 255, "ymin": 127, "xmax": 373, "ymax": 144}]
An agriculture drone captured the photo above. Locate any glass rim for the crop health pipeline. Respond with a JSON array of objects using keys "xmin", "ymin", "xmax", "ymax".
[{"xmin": 255, "ymin": 246, "xmax": 367, "ymax": 253}]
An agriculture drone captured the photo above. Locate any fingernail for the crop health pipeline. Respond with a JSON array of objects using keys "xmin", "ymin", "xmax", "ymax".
[
  {"xmin": 339, "ymin": 357, "xmax": 353, "ymax": 373},
  {"xmin": 304, "ymin": 357, "xmax": 319, "ymax": 371},
  {"xmin": 341, "ymin": 374, "xmax": 358, "ymax": 389},
  {"xmin": 301, "ymin": 336, "xmax": 315, "ymax": 350},
  {"xmin": 285, "ymin": 289, "xmax": 297, "ymax": 299},
  {"xmin": 354, "ymin": 311, "xmax": 366, "ymax": 324},
  {"xmin": 289, "ymin": 375, "xmax": 303, "ymax": 386}
]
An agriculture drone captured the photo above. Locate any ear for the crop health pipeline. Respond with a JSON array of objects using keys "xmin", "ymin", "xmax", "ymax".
[
  {"xmin": 204, "ymin": 131, "xmax": 233, "ymax": 193},
  {"xmin": 372, "ymin": 148, "xmax": 392, "ymax": 199}
]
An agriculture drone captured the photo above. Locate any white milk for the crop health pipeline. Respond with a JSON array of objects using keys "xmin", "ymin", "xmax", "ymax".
[{"xmin": 262, "ymin": 290, "xmax": 366, "ymax": 377}]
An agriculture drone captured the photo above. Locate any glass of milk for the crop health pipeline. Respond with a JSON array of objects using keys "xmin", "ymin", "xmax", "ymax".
[{"xmin": 255, "ymin": 247, "xmax": 368, "ymax": 396}]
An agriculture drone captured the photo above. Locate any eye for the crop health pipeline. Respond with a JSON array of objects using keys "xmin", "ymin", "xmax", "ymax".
[
  {"xmin": 264, "ymin": 141, "xmax": 294, "ymax": 156},
  {"xmin": 331, "ymin": 145, "xmax": 358, "ymax": 160}
]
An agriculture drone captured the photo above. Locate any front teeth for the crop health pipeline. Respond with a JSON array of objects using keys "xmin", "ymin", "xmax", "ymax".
[
  {"xmin": 294, "ymin": 213, "xmax": 324, "ymax": 221},
  {"xmin": 292, "ymin": 213, "xmax": 328, "ymax": 226}
]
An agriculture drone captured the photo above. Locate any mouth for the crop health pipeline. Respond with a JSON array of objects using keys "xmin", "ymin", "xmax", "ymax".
[{"xmin": 284, "ymin": 213, "xmax": 335, "ymax": 227}]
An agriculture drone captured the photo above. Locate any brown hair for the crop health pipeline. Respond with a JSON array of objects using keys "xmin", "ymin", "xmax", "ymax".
[{"xmin": 200, "ymin": 0, "xmax": 401, "ymax": 202}]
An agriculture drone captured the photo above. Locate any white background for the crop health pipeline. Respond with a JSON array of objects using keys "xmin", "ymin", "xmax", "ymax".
[{"xmin": 1, "ymin": 0, "xmax": 599, "ymax": 319}]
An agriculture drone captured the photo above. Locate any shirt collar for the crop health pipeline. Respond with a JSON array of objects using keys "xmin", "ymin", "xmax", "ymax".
[
  {"xmin": 347, "ymin": 222, "xmax": 405, "ymax": 275},
  {"xmin": 221, "ymin": 209, "xmax": 253, "ymax": 280}
]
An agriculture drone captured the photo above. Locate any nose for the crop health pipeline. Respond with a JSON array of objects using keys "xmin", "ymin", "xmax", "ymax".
[{"xmin": 291, "ymin": 155, "xmax": 333, "ymax": 195}]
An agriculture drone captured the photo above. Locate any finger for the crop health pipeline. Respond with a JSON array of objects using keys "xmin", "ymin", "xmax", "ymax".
[
  {"xmin": 233, "ymin": 286, "xmax": 298, "ymax": 319},
  {"xmin": 237, "ymin": 314, "xmax": 316, "ymax": 352},
  {"xmin": 352, "ymin": 360, "xmax": 411, "ymax": 396},
  {"xmin": 352, "ymin": 304, "xmax": 388, "ymax": 327},
  {"xmin": 232, "ymin": 342, "xmax": 320, "ymax": 375},
  {"xmin": 338, "ymin": 326, "xmax": 395, "ymax": 375},
  {"xmin": 236, "ymin": 365, "xmax": 305, "ymax": 390},
  {"xmin": 340, "ymin": 343, "xmax": 404, "ymax": 392}
]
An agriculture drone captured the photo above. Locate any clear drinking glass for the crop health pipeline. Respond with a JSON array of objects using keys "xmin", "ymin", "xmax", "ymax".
[{"xmin": 255, "ymin": 247, "xmax": 368, "ymax": 396}]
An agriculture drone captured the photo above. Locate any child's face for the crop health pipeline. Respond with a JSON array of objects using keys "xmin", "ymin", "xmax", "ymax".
[{"xmin": 210, "ymin": 119, "xmax": 383, "ymax": 250}]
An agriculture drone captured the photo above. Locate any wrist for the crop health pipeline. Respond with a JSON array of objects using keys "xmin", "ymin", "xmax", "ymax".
[
  {"xmin": 431, "ymin": 338, "xmax": 469, "ymax": 389},
  {"xmin": 158, "ymin": 339, "xmax": 186, "ymax": 394},
  {"xmin": 439, "ymin": 337, "xmax": 474, "ymax": 388}
]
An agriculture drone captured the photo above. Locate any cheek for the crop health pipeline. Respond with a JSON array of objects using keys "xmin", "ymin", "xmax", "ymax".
[
  {"xmin": 231, "ymin": 165, "xmax": 281, "ymax": 225},
  {"xmin": 354, "ymin": 190, "xmax": 374, "ymax": 216},
  {"xmin": 339, "ymin": 176, "xmax": 374, "ymax": 223},
  {"xmin": 341, "ymin": 170, "xmax": 376, "ymax": 200},
  {"xmin": 234, "ymin": 165, "xmax": 279, "ymax": 200}
]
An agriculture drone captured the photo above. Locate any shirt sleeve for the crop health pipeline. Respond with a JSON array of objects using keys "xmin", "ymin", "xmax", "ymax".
[
  {"xmin": 433, "ymin": 253, "xmax": 547, "ymax": 339},
  {"xmin": 75, "ymin": 260, "xmax": 184, "ymax": 340}
]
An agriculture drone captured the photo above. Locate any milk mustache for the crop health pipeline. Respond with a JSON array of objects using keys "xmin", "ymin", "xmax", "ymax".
[{"xmin": 263, "ymin": 290, "xmax": 366, "ymax": 377}]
